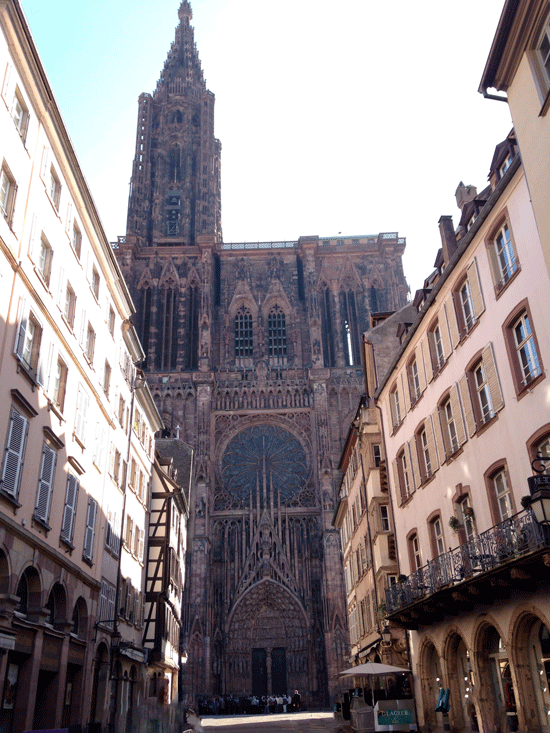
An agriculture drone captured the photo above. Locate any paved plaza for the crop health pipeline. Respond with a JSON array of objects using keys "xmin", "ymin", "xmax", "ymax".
[{"xmin": 199, "ymin": 711, "xmax": 353, "ymax": 732}]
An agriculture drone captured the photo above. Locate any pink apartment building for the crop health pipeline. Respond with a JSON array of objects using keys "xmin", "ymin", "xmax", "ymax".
[{"xmin": 376, "ymin": 133, "xmax": 550, "ymax": 732}]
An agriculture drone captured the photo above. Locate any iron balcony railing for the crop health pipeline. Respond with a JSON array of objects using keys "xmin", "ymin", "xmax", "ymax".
[{"xmin": 386, "ymin": 510, "xmax": 550, "ymax": 614}]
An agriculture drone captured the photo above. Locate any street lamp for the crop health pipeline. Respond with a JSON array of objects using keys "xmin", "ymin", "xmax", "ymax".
[{"xmin": 528, "ymin": 452, "xmax": 550, "ymax": 526}]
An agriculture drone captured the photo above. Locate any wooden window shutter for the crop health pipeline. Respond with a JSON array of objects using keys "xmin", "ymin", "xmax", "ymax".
[
  {"xmin": 431, "ymin": 406, "xmax": 446, "ymax": 463},
  {"xmin": 392, "ymin": 458, "xmax": 402, "ymax": 506},
  {"xmin": 483, "ymin": 342, "xmax": 504, "ymax": 413},
  {"xmin": 445, "ymin": 295, "xmax": 460, "ymax": 348},
  {"xmin": 458, "ymin": 374, "xmax": 477, "ymax": 437},
  {"xmin": 83, "ymin": 497, "xmax": 98, "ymax": 560},
  {"xmin": 1, "ymin": 408, "xmax": 28, "ymax": 497},
  {"xmin": 61, "ymin": 474, "xmax": 79, "ymax": 542},
  {"xmin": 468, "ymin": 259, "xmax": 485, "ymax": 319},
  {"xmin": 450, "ymin": 383, "xmax": 467, "ymax": 447},
  {"xmin": 425, "ymin": 415, "xmax": 439, "ymax": 472},
  {"xmin": 35, "ymin": 443, "xmax": 56, "ymax": 521}
]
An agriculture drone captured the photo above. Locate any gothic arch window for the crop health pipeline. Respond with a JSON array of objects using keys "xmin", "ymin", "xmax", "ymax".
[
  {"xmin": 267, "ymin": 305, "xmax": 287, "ymax": 365},
  {"xmin": 186, "ymin": 284, "xmax": 199, "ymax": 370},
  {"xmin": 235, "ymin": 307, "xmax": 253, "ymax": 366},
  {"xmin": 171, "ymin": 110, "xmax": 183, "ymax": 124},
  {"xmin": 159, "ymin": 287, "xmax": 178, "ymax": 372},
  {"xmin": 168, "ymin": 146, "xmax": 181, "ymax": 184},
  {"xmin": 320, "ymin": 284, "xmax": 336, "ymax": 367},
  {"xmin": 340, "ymin": 287, "xmax": 361, "ymax": 366},
  {"xmin": 139, "ymin": 287, "xmax": 152, "ymax": 371}
]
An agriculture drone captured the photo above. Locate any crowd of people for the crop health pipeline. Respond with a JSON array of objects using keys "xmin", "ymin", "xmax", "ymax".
[{"xmin": 196, "ymin": 690, "xmax": 302, "ymax": 716}]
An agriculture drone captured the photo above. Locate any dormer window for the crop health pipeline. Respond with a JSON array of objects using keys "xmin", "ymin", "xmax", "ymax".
[{"xmin": 498, "ymin": 153, "xmax": 513, "ymax": 178}]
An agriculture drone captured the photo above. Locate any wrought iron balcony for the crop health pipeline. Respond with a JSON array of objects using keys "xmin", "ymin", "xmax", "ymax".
[{"xmin": 386, "ymin": 510, "xmax": 550, "ymax": 626}]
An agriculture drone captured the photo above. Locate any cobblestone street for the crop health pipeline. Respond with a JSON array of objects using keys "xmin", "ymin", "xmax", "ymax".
[{"xmin": 199, "ymin": 711, "xmax": 352, "ymax": 732}]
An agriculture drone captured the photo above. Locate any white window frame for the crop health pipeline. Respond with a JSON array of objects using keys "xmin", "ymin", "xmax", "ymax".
[
  {"xmin": 513, "ymin": 312, "xmax": 541, "ymax": 386},
  {"xmin": 37, "ymin": 234, "xmax": 53, "ymax": 287},
  {"xmin": 420, "ymin": 427, "xmax": 432, "ymax": 478},
  {"xmin": 49, "ymin": 166, "xmax": 61, "ymax": 211},
  {"xmin": 494, "ymin": 469, "xmax": 513, "ymax": 522},
  {"xmin": 15, "ymin": 306, "xmax": 43, "ymax": 381},
  {"xmin": 11, "ymin": 86, "xmax": 29, "ymax": 142},
  {"xmin": 474, "ymin": 361, "xmax": 494, "ymax": 424},
  {"xmin": 459, "ymin": 280, "xmax": 475, "ymax": 332},
  {"xmin": 52, "ymin": 356, "xmax": 68, "ymax": 412},
  {"xmin": 494, "ymin": 223, "xmax": 517, "ymax": 286},
  {"xmin": 433, "ymin": 324, "xmax": 444, "ymax": 369},
  {"xmin": 0, "ymin": 162, "xmax": 16, "ymax": 224},
  {"xmin": 444, "ymin": 398, "xmax": 459, "ymax": 454}
]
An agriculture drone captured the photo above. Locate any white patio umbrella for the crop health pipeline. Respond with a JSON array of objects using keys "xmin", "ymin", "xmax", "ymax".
[
  {"xmin": 338, "ymin": 662, "xmax": 410, "ymax": 677},
  {"xmin": 337, "ymin": 662, "xmax": 412, "ymax": 713}
]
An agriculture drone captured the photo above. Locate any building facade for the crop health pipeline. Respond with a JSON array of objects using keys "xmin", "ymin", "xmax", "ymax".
[
  {"xmin": 480, "ymin": 0, "xmax": 550, "ymax": 283},
  {"xmin": 377, "ymin": 137, "xmax": 550, "ymax": 732},
  {"xmin": 0, "ymin": 3, "xmax": 164, "ymax": 732},
  {"xmin": 143, "ymin": 440, "xmax": 192, "ymax": 705},
  {"xmin": 114, "ymin": 1, "xmax": 409, "ymax": 706},
  {"xmin": 333, "ymin": 306, "xmax": 417, "ymax": 674}
]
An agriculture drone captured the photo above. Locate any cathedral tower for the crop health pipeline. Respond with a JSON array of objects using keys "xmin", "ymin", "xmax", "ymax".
[
  {"xmin": 126, "ymin": 1, "xmax": 221, "ymax": 248},
  {"xmin": 115, "ymin": 2, "xmax": 409, "ymax": 707}
]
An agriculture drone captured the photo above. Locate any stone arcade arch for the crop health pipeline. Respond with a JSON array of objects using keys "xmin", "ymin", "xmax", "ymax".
[
  {"xmin": 417, "ymin": 638, "xmax": 443, "ymax": 732},
  {"xmin": 509, "ymin": 608, "xmax": 550, "ymax": 733},
  {"xmin": 226, "ymin": 579, "xmax": 310, "ymax": 697}
]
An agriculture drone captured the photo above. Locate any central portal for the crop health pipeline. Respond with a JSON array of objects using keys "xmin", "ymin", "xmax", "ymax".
[
  {"xmin": 251, "ymin": 648, "xmax": 287, "ymax": 696},
  {"xmin": 271, "ymin": 647, "xmax": 287, "ymax": 695},
  {"xmin": 252, "ymin": 649, "xmax": 267, "ymax": 697}
]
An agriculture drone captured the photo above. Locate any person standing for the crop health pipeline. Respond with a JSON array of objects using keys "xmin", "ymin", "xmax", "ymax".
[{"xmin": 292, "ymin": 690, "xmax": 301, "ymax": 712}]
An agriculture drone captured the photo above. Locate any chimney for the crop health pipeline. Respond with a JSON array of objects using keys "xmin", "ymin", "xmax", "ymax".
[
  {"xmin": 439, "ymin": 215, "xmax": 457, "ymax": 266},
  {"xmin": 455, "ymin": 182, "xmax": 477, "ymax": 211}
]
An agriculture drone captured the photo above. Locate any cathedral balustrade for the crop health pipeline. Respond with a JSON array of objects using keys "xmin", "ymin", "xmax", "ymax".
[{"xmin": 221, "ymin": 241, "xmax": 298, "ymax": 250}]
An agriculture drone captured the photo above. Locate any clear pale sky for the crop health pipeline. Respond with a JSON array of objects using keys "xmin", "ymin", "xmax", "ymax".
[{"xmin": 20, "ymin": 0, "xmax": 512, "ymax": 295}]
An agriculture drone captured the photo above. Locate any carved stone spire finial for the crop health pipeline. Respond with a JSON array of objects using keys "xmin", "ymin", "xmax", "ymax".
[{"xmin": 179, "ymin": 1, "xmax": 192, "ymax": 21}]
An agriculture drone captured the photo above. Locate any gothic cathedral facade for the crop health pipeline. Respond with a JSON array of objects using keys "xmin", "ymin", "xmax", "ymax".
[{"xmin": 115, "ymin": 1, "xmax": 408, "ymax": 706}]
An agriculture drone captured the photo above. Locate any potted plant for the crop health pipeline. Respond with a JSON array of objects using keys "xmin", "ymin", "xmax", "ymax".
[
  {"xmin": 521, "ymin": 495, "xmax": 532, "ymax": 510},
  {"xmin": 449, "ymin": 515, "xmax": 460, "ymax": 532},
  {"xmin": 463, "ymin": 506, "xmax": 474, "ymax": 519}
]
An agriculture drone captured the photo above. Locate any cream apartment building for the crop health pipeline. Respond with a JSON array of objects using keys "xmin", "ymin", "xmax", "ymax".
[
  {"xmin": 480, "ymin": 0, "xmax": 550, "ymax": 282},
  {"xmin": 0, "ymin": 2, "xmax": 162, "ymax": 732},
  {"xmin": 377, "ymin": 136, "xmax": 550, "ymax": 732}
]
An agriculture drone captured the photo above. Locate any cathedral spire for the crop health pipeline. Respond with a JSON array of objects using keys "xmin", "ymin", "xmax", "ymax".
[
  {"xmin": 125, "ymin": 0, "xmax": 222, "ymax": 248},
  {"xmin": 178, "ymin": 1, "xmax": 192, "ymax": 22}
]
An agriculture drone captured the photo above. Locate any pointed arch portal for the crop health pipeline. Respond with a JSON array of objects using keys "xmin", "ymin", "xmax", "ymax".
[{"xmin": 226, "ymin": 579, "xmax": 310, "ymax": 697}]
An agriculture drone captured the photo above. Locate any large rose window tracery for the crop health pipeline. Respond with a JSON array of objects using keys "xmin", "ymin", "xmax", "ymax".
[{"xmin": 221, "ymin": 425, "xmax": 308, "ymax": 502}]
